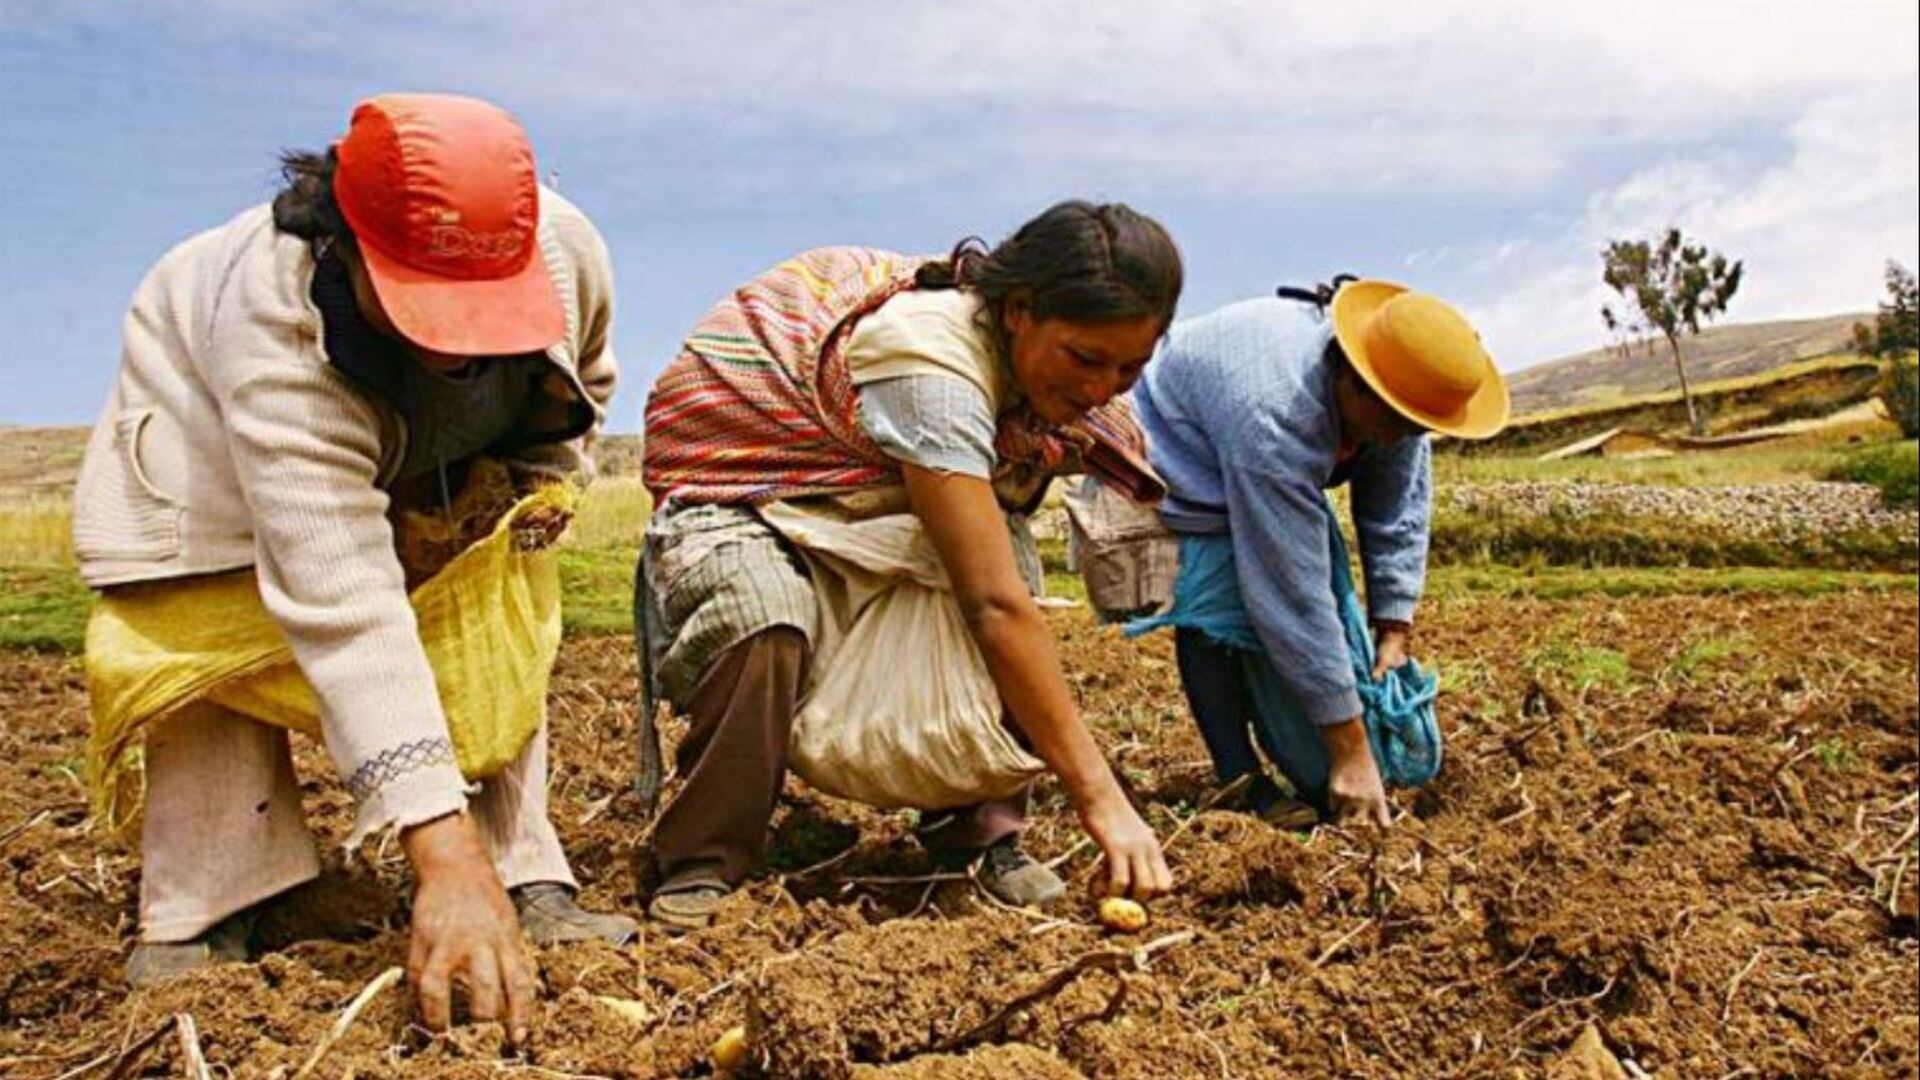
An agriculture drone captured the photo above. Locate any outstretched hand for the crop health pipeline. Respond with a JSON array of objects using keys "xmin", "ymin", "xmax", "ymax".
[
  {"xmin": 1081, "ymin": 790, "xmax": 1174, "ymax": 900},
  {"xmin": 1322, "ymin": 717, "xmax": 1394, "ymax": 829},
  {"xmin": 402, "ymin": 814, "xmax": 537, "ymax": 1046}
]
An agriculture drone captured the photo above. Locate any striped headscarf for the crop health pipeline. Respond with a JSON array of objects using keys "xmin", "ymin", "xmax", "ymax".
[{"xmin": 642, "ymin": 246, "xmax": 1163, "ymax": 508}]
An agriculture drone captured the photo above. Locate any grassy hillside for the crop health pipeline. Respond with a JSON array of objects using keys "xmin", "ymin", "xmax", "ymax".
[
  {"xmin": 1458, "ymin": 355, "xmax": 1886, "ymax": 458},
  {"xmin": 1507, "ymin": 312, "xmax": 1867, "ymax": 416}
]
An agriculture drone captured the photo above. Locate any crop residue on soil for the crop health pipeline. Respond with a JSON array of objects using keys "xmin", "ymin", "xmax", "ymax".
[{"xmin": 2, "ymin": 593, "xmax": 1916, "ymax": 1077}]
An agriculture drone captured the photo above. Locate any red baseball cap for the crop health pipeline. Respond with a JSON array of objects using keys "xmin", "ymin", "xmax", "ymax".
[{"xmin": 333, "ymin": 93, "xmax": 565, "ymax": 357}]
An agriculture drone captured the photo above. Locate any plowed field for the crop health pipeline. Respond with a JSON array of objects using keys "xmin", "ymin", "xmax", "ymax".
[{"xmin": 3, "ymin": 592, "xmax": 1916, "ymax": 1077}]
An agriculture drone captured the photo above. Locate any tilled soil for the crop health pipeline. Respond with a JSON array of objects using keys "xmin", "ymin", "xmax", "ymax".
[{"xmin": 2, "ymin": 593, "xmax": 1916, "ymax": 1078}]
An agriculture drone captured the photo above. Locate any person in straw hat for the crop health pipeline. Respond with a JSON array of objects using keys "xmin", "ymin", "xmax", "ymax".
[
  {"xmin": 71, "ymin": 93, "xmax": 633, "ymax": 1040},
  {"xmin": 1127, "ymin": 277, "xmax": 1509, "ymax": 829}
]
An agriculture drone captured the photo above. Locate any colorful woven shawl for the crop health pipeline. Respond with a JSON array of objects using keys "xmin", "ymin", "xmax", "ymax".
[{"xmin": 643, "ymin": 247, "xmax": 1164, "ymax": 507}]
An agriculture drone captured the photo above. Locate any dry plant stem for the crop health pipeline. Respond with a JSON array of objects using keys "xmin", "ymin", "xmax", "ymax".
[
  {"xmin": 51, "ymin": 1019, "xmax": 176, "ymax": 1080},
  {"xmin": 1310, "ymin": 918, "xmax": 1377, "ymax": 968},
  {"xmin": 1596, "ymin": 730, "xmax": 1663, "ymax": 760},
  {"xmin": 174, "ymin": 1014, "xmax": 210, "ymax": 1080},
  {"xmin": 1722, "ymin": 947, "xmax": 1766, "ymax": 1023},
  {"xmin": 1872, "ymin": 818, "xmax": 1918, "ymax": 864},
  {"xmin": 292, "ymin": 965, "xmax": 403, "ymax": 1080},
  {"xmin": 1887, "ymin": 853, "xmax": 1910, "ymax": 916},
  {"xmin": 932, "ymin": 930, "xmax": 1197, "ymax": 1053},
  {"xmin": 1504, "ymin": 974, "xmax": 1619, "ymax": 1045},
  {"xmin": 0, "ymin": 808, "xmax": 52, "ymax": 850},
  {"xmin": 785, "ymin": 841, "xmax": 863, "ymax": 880},
  {"xmin": 844, "ymin": 869, "xmax": 970, "ymax": 886},
  {"xmin": 1766, "ymin": 746, "xmax": 1816, "ymax": 783},
  {"xmin": 1043, "ymin": 836, "xmax": 1095, "ymax": 871},
  {"xmin": 1162, "ymin": 773, "xmax": 1255, "ymax": 853}
]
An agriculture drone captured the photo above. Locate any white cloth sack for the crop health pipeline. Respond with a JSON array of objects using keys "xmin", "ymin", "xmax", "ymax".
[{"xmin": 758, "ymin": 503, "xmax": 1046, "ymax": 809}]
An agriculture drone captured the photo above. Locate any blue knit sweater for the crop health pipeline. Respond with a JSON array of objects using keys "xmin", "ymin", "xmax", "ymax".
[{"xmin": 1133, "ymin": 297, "xmax": 1432, "ymax": 726}]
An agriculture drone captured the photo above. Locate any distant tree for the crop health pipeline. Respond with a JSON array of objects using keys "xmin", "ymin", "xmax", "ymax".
[
  {"xmin": 1852, "ymin": 261, "xmax": 1919, "ymax": 359},
  {"xmin": 1601, "ymin": 228, "xmax": 1744, "ymax": 436},
  {"xmin": 1852, "ymin": 262, "xmax": 1919, "ymax": 438}
]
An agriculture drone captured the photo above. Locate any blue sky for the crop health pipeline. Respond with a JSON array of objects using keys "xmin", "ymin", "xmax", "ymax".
[{"xmin": 3, "ymin": 1, "xmax": 1916, "ymax": 431}]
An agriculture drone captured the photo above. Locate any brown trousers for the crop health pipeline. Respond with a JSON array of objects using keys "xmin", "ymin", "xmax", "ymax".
[{"xmin": 652, "ymin": 627, "xmax": 1027, "ymax": 887}]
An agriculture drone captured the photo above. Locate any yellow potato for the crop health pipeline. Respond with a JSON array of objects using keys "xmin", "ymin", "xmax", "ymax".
[
  {"xmin": 1098, "ymin": 896, "xmax": 1149, "ymax": 933},
  {"xmin": 593, "ymin": 994, "xmax": 656, "ymax": 1025},
  {"xmin": 712, "ymin": 1025, "xmax": 752, "ymax": 1072}
]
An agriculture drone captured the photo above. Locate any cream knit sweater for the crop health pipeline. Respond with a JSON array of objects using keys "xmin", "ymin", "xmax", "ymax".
[{"xmin": 74, "ymin": 190, "xmax": 618, "ymax": 840}]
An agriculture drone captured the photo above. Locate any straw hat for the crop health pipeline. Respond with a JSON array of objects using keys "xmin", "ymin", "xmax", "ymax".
[{"xmin": 1329, "ymin": 280, "xmax": 1510, "ymax": 440}]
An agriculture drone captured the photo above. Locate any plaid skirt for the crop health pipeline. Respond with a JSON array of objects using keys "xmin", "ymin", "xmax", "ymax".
[{"xmin": 638, "ymin": 499, "xmax": 1043, "ymax": 711}]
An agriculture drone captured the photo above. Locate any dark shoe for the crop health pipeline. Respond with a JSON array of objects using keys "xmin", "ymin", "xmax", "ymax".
[
  {"xmin": 510, "ymin": 882, "xmax": 639, "ymax": 947},
  {"xmin": 1240, "ymin": 774, "xmax": 1321, "ymax": 831},
  {"xmin": 952, "ymin": 837, "xmax": 1067, "ymax": 910},
  {"xmin": 126, "ymin": 909, "xmax": 255, "ymax": 987},
  {"xmin": 646, "ymin": 873, "xmax": 732, "ymax": 931}
]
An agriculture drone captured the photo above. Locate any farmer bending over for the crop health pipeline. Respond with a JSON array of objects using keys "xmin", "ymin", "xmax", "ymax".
[
  {"xmin": 1130, "ymin": 280, "xmax": 1511, "ymax": 827},
  {"xmin": 637, "ymin": 203, "xmax": 1183, "ymax": 928},
  {"xmin": 74, "ymin": 94, "xmax": 633, "ymax": 1039}
]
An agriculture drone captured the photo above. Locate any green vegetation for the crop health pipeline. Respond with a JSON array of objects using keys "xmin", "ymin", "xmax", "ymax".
[
  {"xmin": 0, "ymin": 565, "xmax": 92, "ymax": 651},
  {"xmin": 1879, "ymin": 356, "xmax": 1919, "ymax": 439},
  {"xmin": 567, "ymin": 476, "xmax": 650, "ymax": 550},
  {"xmin": 1664, "ymin": 634, "xmax": 1748, "ymax": 681},
  {"xmin": 1813, "ymin": 737, "xmax": 1860, "ymax": 773},
  {"xmin": 1852, "ymin": 261, "xmax": 1918, "ymax": 363},
  {"xmin": 2, "ymin": 440, "xmax": 1913, "ymax": 654},
  {"xmin": 1529, "ymin": 637, "xmax": 1632, "ymax": 692},
  {"xmin": 1430, "ymin": 503, "xmax": 1916, "ymax": 573},
  {"xmin": 1433, "ymin": 436, "xmax": 1889, "ymax": 488},
  {"xmin": 1424, "ymin": 564, "xmax": 1913, "ymax": 601},
  {"xmin": 1823, "ymin": 440, "xmax": 1919, "ymax": 510},
  {"xmin": 558, "ymin": 546, "xmax": 636, "ymax": 637}
]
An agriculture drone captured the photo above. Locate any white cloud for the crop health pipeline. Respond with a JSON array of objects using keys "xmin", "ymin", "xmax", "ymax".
[
  {"xmin": 11, "ymin": 0, "xmax": 1914, "ymax": 374},
  {"xmin": 1465, "ymin": 80, "xmax": 1919, "ymax": 369},
  {"xmin": 19, "ymin": 0, "xmax": 1918, "ymax": 196}
]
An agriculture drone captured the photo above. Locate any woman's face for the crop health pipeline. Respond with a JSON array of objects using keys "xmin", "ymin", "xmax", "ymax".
[
  {"xmin": 339, "ymin": 246, "xmax": 476, "ymax": 373},
  {"xmin": 1003, "ymin": 299, "xmax": 1164, "ymax": 425}
]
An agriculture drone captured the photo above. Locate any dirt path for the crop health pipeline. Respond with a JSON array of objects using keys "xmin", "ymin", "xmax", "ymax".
[{"xmin": 3, "ymin": 593, "xmax": 1916, "ymax": 1077}]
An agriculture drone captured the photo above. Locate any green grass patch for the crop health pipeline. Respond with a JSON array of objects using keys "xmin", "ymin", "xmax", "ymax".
[
  {"xmin": 568, "ymin": 476, "xmax": 651, "ymax": 551},
  {"xmin": 1665, "ymin": 633, "xmax": 1749, "ymax": 681},
  {"xmin": 1528, "ymin": 638, "xmax": 1633, "ymax": 692},
  {"xmin": 1813, "ymin": 737, "xmax": 1860, "ymax": 773},
  {"xmin": 1427, "ymin": 564, "xmax": 1915, "ymax": 600},
  {"xmin": 557, "ymin": 545, "xmax": 636, "ymax": 637},
  {"xmin": 1823, "ymin": 440, "xmax": 1919, "ymax": 510},
  {"xmin": 1430, "ymin": 503, "xmax": 1916, "ymax": 573},
  {"xmin": 0, "ymin": 565, "xmax": 93, "ymax": 651},
  {"xmin": 1433, "ymin": 441, "xmax": 1883, "ymax": 488}
]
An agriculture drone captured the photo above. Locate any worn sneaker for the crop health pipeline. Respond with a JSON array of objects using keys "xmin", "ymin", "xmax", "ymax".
[
  {"xmin": 126, "ymin": 908, "xmax": 255, "ymax": 988},
  {"xmin": 510, "ymin": 882, "xmax": 639, "ymax": 947},
  {"xmin": 969, "ymin": 837, "xmax": 1068, "ymax": 909}
]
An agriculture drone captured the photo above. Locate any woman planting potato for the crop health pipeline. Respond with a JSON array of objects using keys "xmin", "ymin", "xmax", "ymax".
[{"xmin": 637, "ymin": 202, "xmax": 1183, "ymax": 927}]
